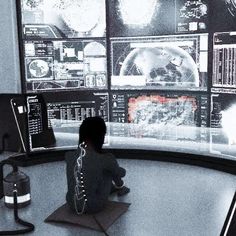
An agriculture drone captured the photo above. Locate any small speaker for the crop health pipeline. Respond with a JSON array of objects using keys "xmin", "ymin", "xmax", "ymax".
[{"xmin": 3, "ymin": 170, "xmax": 31, "ymax": 208}]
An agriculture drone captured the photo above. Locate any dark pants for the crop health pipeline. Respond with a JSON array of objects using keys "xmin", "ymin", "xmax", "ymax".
[
  {"xmin": 85, "ymin": 172, "xmax": 125, "ymax": 214},
  {"xmin": 84, "ymin": 173, "xmax": 113, "ymax": 214}
]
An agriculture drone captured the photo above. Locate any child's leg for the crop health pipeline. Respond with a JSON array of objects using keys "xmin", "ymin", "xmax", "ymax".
[{"xmin": 110, "ymin": 177, "xmax": 130, "ymax": 196}]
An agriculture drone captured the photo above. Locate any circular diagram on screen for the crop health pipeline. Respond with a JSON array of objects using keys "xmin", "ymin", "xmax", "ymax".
[
  {"xmin": 120, "ymin": 45, "xmax": 199, "ymax": 87},
  {"xmin": 29, "ymin": 59, "xmax": 50, "ymax": 78},
  {"xmin": 118, "ymin": 0, "xmax": 159, "ymax": 26},
  {"xmin": 59, "ymin": 0, "xmax": 104, "ymax": 33},
  {"xmin": 84, "ymin": 42, "xmax": 106, "ymax": 56}
]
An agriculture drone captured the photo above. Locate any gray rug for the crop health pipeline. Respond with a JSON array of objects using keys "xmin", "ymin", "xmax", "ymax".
[{"xmin": 45, "ymin": 201, "xmax": 130, "ymax": 231}]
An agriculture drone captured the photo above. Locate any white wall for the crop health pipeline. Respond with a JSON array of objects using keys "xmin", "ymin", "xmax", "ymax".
[{"xmin": 0, "ymin": 0, "xmax": 21, "ymax": 93}]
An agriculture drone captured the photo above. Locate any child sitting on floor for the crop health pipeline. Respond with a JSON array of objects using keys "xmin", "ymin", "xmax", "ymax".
[{"xmin": 65, "ymin": 117, "xmax": 130, "ymax": 214}]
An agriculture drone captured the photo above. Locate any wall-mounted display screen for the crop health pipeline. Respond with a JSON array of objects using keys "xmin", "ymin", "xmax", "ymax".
[
  {"xmin": 110, "ymin": 92, "xmax": 208, "ymax": 142},
  {"xmin": 213, "ymin": 32, "xmax": 236, "ymax": 89},
  {"xmin": 110, "ymin": 34, "xmax": 208, "ymax": 90},
  {"xmin": 20, "ymin": 0, "xmax": 106, "ymax": 38},
  {"xmin": 108, "ymin": 0, "xmax": 208, "ymax": 37},
  {"xmin": 24, "ymin": 39, "xmax": 107, "ymax": 92},
  {"xmin": 26, "ymin": 92, "xmax": 109, "ymax": 151},
  {"xmin": 15, "ymin": 0, "xmax": 236, "ymax": 160}
]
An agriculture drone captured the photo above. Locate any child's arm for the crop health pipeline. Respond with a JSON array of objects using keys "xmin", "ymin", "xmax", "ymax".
[
  {"xmin": 102, "ymin": 153, "xmax": 130, "ymax": 195},
  {"xmin": 103, "ymin": 153, "xmax": 126, "ymax": 185}
]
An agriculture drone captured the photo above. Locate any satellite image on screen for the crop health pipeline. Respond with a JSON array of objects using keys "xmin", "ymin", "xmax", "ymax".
[
  {"xmin": 128, "ymin": 95, "xmax": 197, "ymax": 126},
  {"xmin": 26, "ymin": 57, "xmax": 53, "ymax": 80},
  {"xmin": 108, "ymin": 0, "xmax": 174, "ymax": 37},
  {"xmin": 111, "ymin": 34, "xmax": 208, "ymax": 90},
  {"xmin": 110, "ymin": 92, "xmax": 208, "ymax": 142},
  {"xmin": 108, "ymin": 0, "xmax": 208, "ymax": 37},
  {"xmin": 21, "ymin": 0, "xmax": 106, "ymax": 38}
]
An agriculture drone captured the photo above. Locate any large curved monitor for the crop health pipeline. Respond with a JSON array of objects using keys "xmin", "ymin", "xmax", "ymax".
[
  {"xmin": 15, "ymin": 0, "xmax": 236, "ymax": 163},
  {"xmin": 10, "ymin": 92, "xmax": 236, "ymax": 162}
]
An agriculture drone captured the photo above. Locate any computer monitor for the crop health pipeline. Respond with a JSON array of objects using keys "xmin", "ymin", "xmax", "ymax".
[{"xmin": 13, "ymin": 0, "xmax": 236, "ymax": 162}]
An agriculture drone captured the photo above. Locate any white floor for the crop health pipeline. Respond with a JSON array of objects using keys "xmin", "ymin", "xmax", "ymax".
[{"xmin": 0, "ymin": 153, "xmax": 235, "ymax": 236}]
